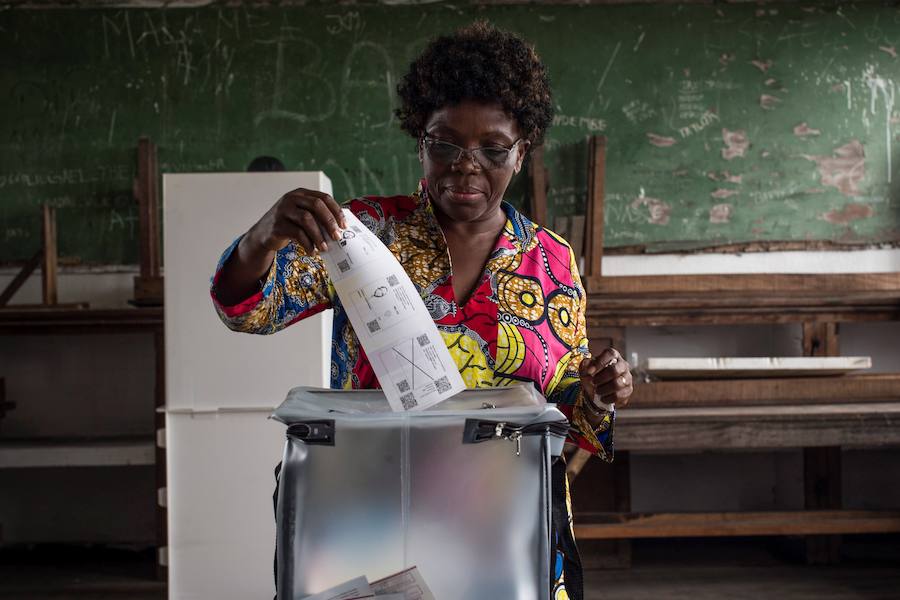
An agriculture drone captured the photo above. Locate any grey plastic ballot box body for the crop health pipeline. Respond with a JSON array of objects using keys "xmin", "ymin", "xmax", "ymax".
[{"xmin": 271, "ymin": 385, "xmax": 569, "ymax": 600}]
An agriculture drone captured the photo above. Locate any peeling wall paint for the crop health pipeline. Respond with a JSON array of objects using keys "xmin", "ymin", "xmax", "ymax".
[
  {"xmin": 709, "ymin": 204, "xmax": 733, "ymax": 224},
  {"xmin": 803, "ymin": 140, "xmax": 866, "ymax": 197},
  {"xmin": 822, "ymin": 203, "xmax": 874, "ymax": 224},
  {"xmin": 721, "ymin": 129, "xmax": 749, "ymax": 160},
  {"xmin": 647, "ymin": 133, "xmax": 677, "ymax": 147}
]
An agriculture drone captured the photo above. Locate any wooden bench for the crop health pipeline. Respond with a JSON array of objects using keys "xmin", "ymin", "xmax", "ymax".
[{"xmin": 569, "ymin": 272, "xmax": 900, "ymax": 567}]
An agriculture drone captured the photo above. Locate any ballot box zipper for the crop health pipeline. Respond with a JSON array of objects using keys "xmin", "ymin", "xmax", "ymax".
[{"xmin": 462, "ymin": 419, "xmax": 569, "ymax": 456}]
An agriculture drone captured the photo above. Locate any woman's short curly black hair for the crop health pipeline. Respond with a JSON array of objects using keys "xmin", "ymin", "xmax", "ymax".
[{"xmin": 395, "ymin": 21, "xmax": 554, "ymax": 146}]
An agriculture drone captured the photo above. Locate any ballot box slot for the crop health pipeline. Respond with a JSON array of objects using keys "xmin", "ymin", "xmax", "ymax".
[{"xmin": 286, "ymin": 420, "xmax": 335, "ymax": 445}]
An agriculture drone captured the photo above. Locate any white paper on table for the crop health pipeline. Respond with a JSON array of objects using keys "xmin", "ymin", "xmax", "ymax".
[
  {"xmin": 370, "ymin": 566, "xmax": 436, "ymax": 600},
  {"xmin": 320, "ymin": 210, "xmax": 466, "ymax": 412},
  {"xmin": 302, "ymin": 575, "xmax": 372, "ymax": 600}
]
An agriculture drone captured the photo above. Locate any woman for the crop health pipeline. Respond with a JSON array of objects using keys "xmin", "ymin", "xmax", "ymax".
[{"xmin": 212, "ymin": 21, "xmax": 632, "ymax": 599}]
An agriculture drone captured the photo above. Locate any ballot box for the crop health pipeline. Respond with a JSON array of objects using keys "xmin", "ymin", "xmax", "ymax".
[{"xmin": 272, "ymin": 385, "xmax": 568, "ymax": 600}]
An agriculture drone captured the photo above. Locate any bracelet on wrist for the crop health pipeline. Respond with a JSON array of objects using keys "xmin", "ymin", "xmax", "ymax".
[{"xmin": 583, "ymin": 392, "xmax": 614, "ymax": 417}]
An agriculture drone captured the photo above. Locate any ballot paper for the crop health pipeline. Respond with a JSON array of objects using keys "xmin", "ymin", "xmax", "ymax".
[
  {"xmin": 302, "ymin": 575, "xmax": 372, "ymax": 600},
  {"xmin": 320, "ymin": 209, "xmax": 465, "ymax": 412},
  {"xmin": 370, "ymin": 566, "xmax": 436, "ymax": 600},
  {"xmin": 302, "ymin": 566, "xmax": 431, "ymax": 600}
]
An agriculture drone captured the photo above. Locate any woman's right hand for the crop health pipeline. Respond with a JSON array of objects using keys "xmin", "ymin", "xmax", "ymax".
[
  {"xmin": 245, "ymin": 188, "xmax": 347, "ymax": 255},
  {"xmin": 214, "ymin": 189, "xmax": 346, "ymax": 306}
]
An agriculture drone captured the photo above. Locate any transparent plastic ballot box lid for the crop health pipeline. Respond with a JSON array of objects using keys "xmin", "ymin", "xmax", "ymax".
[{"xmin": 274, "ymin": 383, "xmax": 548, "ymax": 416}]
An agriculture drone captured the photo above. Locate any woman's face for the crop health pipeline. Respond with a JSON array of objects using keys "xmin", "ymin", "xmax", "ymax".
[{"xmin": 420, "ymin": 100, "xmax": 529, "ymax": 226}]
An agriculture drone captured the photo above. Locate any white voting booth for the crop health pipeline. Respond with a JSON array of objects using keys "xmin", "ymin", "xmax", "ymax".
[{"xmin": 164, "ymin": 172, "xmax": 333, "ymax": 600}]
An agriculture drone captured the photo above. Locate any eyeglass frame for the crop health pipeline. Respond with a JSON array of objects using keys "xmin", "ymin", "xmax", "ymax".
[{"xmin": 420, "ymin": 133, "xmax": 526, "ymax": 171}]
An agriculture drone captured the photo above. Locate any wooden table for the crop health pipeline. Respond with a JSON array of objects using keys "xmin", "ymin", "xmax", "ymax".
[{"xmin": 0, "ymin": 307, "xmax": 166, "ymax": 578}]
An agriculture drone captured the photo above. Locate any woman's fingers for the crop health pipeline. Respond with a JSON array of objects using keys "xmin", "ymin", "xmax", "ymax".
[
  {"xmin": 316, "ymin": 192, "xmax": 347, "ymax": 230},
  {"xmin": 592, "ymin": 356, "xmax": 629, "ymax": 386},
  {"xmin": 594, "ymin": 371, "xmax": 632, "ymax": 398},
  {"xmin": 276, "ymin": 189, "xmax": 346, "ymax": 253},
  {"xmin": 304, "ymin": 195, "xmax": 343, "ymax": 242},
  {"xmin": 581, "ymin": 347, "xmax": 633, "ymax": 408}
]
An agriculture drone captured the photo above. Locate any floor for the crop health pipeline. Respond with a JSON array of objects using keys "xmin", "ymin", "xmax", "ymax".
[
  {"xmin": 1, "ymin": 537, "xmax": 898, "ymax": 599},
  {"xmin": 586, "ymin": 537, "xmax": 900, "ymax": 600},
  {"xmin": 0, "ymin": 546, "xmax": 164, "ymax": 600}
]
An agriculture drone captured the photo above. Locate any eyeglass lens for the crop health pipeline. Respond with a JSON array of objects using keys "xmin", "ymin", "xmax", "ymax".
[{"xmin": 425, "ymin": 139, "xmax": 515, "ymax": 170}]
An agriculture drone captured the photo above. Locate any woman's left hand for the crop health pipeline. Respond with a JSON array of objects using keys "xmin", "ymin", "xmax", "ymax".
[{"xmin": 579, "ymin": 347, "xmax": 633, "ymax": 409}]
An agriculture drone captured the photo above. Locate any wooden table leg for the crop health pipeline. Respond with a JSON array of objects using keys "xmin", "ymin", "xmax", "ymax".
[
  {"xmin": 804, "ymin": 446, "xmax": 843, "ymax": 564},
  {"xmin": 802, "ymin": 322, "xmax": 842, "ymax": 564}
]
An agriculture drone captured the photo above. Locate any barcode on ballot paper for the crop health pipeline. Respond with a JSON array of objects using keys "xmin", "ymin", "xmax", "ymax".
[
  {"xmin": 337, "ymin": 259, "xmax": 350, "ymax": 273},
  {"xmin": 366, "ymin": 320, "xmax": 381, "ymax": 333},
  {"xmin": 400, "ymin": 393, "xmax": 417, "ymax": 410},
  {"xmin": 417, "ymin": 334, "xmax": 430, "ymax": 347},
  {"xmin": 435, "ymin": 376, "xmax": 451, "ymax": 393}
]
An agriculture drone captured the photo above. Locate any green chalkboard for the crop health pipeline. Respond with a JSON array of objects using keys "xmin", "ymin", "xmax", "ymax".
[{"xmin": 2, "ymin": 2, "xmax": 900, "ymax": 264}]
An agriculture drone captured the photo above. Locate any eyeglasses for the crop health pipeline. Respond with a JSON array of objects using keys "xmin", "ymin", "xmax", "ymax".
[{"xmin": 422, "ymin": 134, "xmax": 523, "ymax": 170}]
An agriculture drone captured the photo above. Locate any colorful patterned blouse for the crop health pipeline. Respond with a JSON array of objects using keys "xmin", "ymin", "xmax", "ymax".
[{"xmin": 211, "ymin": 182, "xmax": 613, "ymax": 460}]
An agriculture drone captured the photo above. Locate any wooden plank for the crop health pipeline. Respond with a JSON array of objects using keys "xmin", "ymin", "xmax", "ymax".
[
  {"xmin": 133, "ymin": 275, "xmax": 164, "ymax": 307},
  {"xmin": 569, "ymin": 214, "xmax": 585, "ymax": 264},
  {"xmin": 0, "ymin": 307, "xmax": 163, "ymax": 334},
  {"xmin": 553, "ymin": 216, "xmax": 571, "ymax": 249},
  {"xmin": 584, "ymin": 135, "xmax": 606, "ymax": 279},
  {"xmin": 644, "ymin": 356, "xmax": 870, "ymax": 379},
  {"xmin": 588, "ymin": 290, "xmax": 900, "ymax": 311},
  {"xmin": 41, "ymin": 204, "xmax": 58, "ymax": 305},
  {"xmin": 528, "ymin": 144, "xmax": 548, "ymax": 227},
  {"xmin": 136, "ymin": 137, "xmax": 161, "ymax": 279},
  {"xmin": 804, "ymin": 447, "xmax": 842, "ymax": 563},
  {"xmin": 803, "ymin": 322, "xmax": 839, "ymax": 357},
  {"xmin": 574, "ymin": 510, "xmax": 900, "ymax": 539},
  {"xmin": 622, "ymin": 401, "xmax": 900, "ymax": 420},
  {"xmin": 585, "ymin": 289, "xmax": 900, "ymax": 326},
  {"xmin": 629, "ymin": 374, "xmax": 900, "ymax": 408},
  {"xmin": 588, "ymin": 310, "xmax": 900, "ymax": 327},
  {"xmin": 135, "ymin": 137, "xmax": 163, "ymax": 306},
  {"xmin": 587, "ymin": 273, "xmax": 900, "ymax": 295},
  {"xmin": 0, "ymin": 437, "xmax": 155, "ymax": 468},
  {"xmin": 0, "ymin": 250, "xmax": 41, "ymax": 306},
  {"xmin": 616, "ymin": 402, "xmax": 900, "ymax": 450}
]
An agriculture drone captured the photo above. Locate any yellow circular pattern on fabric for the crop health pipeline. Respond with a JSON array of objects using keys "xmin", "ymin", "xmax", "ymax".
[
  {"xmin": 498, "ymin": 274, "xmax": 545, "ymax": 322},
  {"xmin": 495, "ymin": 321, "xmax": 526, "ymax": 376},
  {"xmin": 554, "ymin": 584, "xmax": 569, "ymax": 600},
  {"xmin": 521, "ymin": 291, "xmax": 536, "ymax": 307},
  {"xmin": 548, "ymin": 293, "xmax": 579, "ymax": 347}
]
